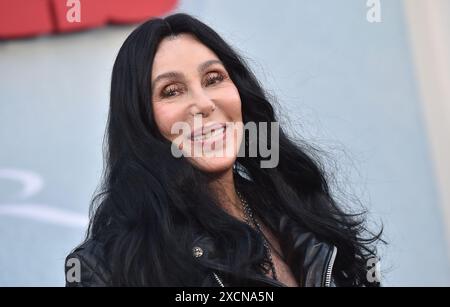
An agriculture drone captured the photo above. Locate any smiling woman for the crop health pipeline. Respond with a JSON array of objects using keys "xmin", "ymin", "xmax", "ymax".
[
  {"xmin": 151, "ymin": 35, "xmax": 243, "ymax": 174},
  {"xmin": 64, "ymin": 13, "xmax": 383, "ymax": 287}
]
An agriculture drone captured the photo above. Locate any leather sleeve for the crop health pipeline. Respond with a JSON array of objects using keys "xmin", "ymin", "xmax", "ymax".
[{"xmin": 64, "ymin": 240, "xmax": 111, "ymax": 287}]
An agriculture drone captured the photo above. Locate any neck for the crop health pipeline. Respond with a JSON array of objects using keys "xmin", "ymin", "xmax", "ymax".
[{"xmin": 208, "ymin": 167, "xmax": 244, "ymax": 221}]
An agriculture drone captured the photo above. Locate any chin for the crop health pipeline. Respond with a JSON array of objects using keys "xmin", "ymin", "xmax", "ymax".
[{"xmin": 188, "ymin": 156, "xmax": 236, "ymax": 174}]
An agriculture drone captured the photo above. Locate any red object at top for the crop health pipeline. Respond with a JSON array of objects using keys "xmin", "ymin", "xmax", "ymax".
[{"xmin": 0, "ymin": 0, "xmax": 179, "ymax": 39}]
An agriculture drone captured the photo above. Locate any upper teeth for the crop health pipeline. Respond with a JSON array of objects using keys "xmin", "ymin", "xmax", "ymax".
[{"xmin": 193, "ymin": 127, "xmax": 225, "ymax": 141}]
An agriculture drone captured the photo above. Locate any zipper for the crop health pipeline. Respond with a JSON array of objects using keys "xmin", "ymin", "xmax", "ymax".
[
  {"xmin": 206, "ymin": 259, "xmax": 286, "ymax": 287},
  {"xmin": 212, "ymin": 272, "xmax": 225, "ymax": 287},
  {"xmin": 211, "ymin": 270, "xmax": 286, "ymax": 287},
  {"xmin": 323, "ymin": 245, "xmax": 338, "ymax": 287}
]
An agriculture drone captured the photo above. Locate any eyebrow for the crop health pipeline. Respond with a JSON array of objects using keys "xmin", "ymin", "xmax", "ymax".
[
  {"xmin": 151, "ymin": 59, "xmax": 223, "ymax": 92},
  {"xmin": 198, "ymin": 59, "xmax": 223, "ymax": 74}
]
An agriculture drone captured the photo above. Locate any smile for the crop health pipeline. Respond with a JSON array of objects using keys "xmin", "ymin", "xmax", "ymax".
[{"xmin": 190, "ymin": 125, "xmax": 227, "ymax": 145}]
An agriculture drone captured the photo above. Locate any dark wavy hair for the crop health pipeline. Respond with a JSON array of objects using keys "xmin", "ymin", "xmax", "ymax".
[{"xmin": 86, "ymin": 13, "xmax": 382, "ymax": 286}]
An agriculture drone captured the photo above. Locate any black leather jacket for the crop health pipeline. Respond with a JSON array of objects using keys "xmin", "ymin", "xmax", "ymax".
[{"xmin": 65, "ymin": 231, "xmax": 338, "ymax": 287}]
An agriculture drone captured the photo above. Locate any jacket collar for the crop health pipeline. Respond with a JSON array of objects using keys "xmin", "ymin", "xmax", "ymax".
[{"xmin": 190, "ymin": 230, "xmax": 337, "ymax": 287}]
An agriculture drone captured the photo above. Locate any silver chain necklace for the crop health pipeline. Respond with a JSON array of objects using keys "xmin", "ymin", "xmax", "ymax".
[{"xmin": 236, "ymin": 190, "xmax": 278, "ymax": 281}]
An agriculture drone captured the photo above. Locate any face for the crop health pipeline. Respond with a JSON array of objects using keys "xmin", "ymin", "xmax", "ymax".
[{"xmin": 151, "ymin": 34, "xmax": 243, "ymax": 174}]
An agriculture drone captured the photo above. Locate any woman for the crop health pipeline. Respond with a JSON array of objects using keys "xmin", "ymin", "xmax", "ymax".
[{"xmin": 65, "ymin": 13, "xmax": 382, "ymax": 287}]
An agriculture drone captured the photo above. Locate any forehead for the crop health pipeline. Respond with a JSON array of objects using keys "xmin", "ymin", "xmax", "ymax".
[{"xmin": 151, "ymin": 33, "xmax": 220, "ymax": 75}]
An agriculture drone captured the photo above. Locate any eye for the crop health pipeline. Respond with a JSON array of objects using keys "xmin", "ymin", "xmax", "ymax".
[
  {"xmin": 160, "ymin": 84, "xmax": 184, "ymax": 99},
  {"xmin": 204, "ymin": 71, "xmax": 225, "ymax": 86}
]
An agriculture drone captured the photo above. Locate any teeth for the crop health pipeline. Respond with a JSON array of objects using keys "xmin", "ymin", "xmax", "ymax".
[
  {"xmin": 192, "ymin": 127, "xmax": 225, "ymax": 142},
  {"xmin": 212, "ymin": 127, "xmax": 225, "ymax": 136}
]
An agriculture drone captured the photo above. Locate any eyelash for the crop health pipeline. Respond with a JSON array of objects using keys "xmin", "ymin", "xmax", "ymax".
[
  {"xmin": 160, "ymin": 84, "xmax": 184, "ymax": 99},
  {"xmin": 159, "ymin": 71, "xmax": 226, "ymax": 99},
  {"xmin": 204, "ymin": 72, "xmax": 225, "ymax": 86}
]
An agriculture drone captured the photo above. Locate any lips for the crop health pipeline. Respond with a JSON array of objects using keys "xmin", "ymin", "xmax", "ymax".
[{"xmin": 190, "ymin": 123, "xmax": 226, "ymax": 141}]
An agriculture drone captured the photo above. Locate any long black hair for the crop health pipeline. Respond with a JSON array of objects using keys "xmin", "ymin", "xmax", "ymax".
[{"xmin": 87, "ymin": 13, "xmax": 382, "ymax": 286}]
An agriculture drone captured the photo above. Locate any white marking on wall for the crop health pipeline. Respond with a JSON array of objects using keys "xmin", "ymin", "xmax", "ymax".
[
  {"xmin": 0, "ymin": 203, "xmax": 88, "ymax": 228},
  {"xmin": 0, "ymin": 169, "xmax": 44, "ymax": 199},
  {"xmin": 0, "ymin": 168, "xmax": 88, "ymax": 229}
]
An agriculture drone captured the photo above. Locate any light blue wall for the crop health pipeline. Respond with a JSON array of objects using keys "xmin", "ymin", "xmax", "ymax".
[{"xmin": 1, "ymin": 0, "xmax": 448, "ymax": 286}]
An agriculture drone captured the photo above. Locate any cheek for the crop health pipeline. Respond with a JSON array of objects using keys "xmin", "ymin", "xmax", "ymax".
[
  {"xmin": 152, "ymin": 104, "xmax": 185, "ymax": 140},
  {"xmin": 215, "ymin": 86, "xmax": 242, "ymax": 120}
]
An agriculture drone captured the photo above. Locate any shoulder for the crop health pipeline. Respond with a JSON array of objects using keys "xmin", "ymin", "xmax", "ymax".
[{"xmin": 64, "ymin": 239, "xmax": 112, "ymax": 287}]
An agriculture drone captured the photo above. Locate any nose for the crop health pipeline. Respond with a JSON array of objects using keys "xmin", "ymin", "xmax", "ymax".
[{"xmin": 189, "ymin": 88, "xmax": 216, "ymax": 117}]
